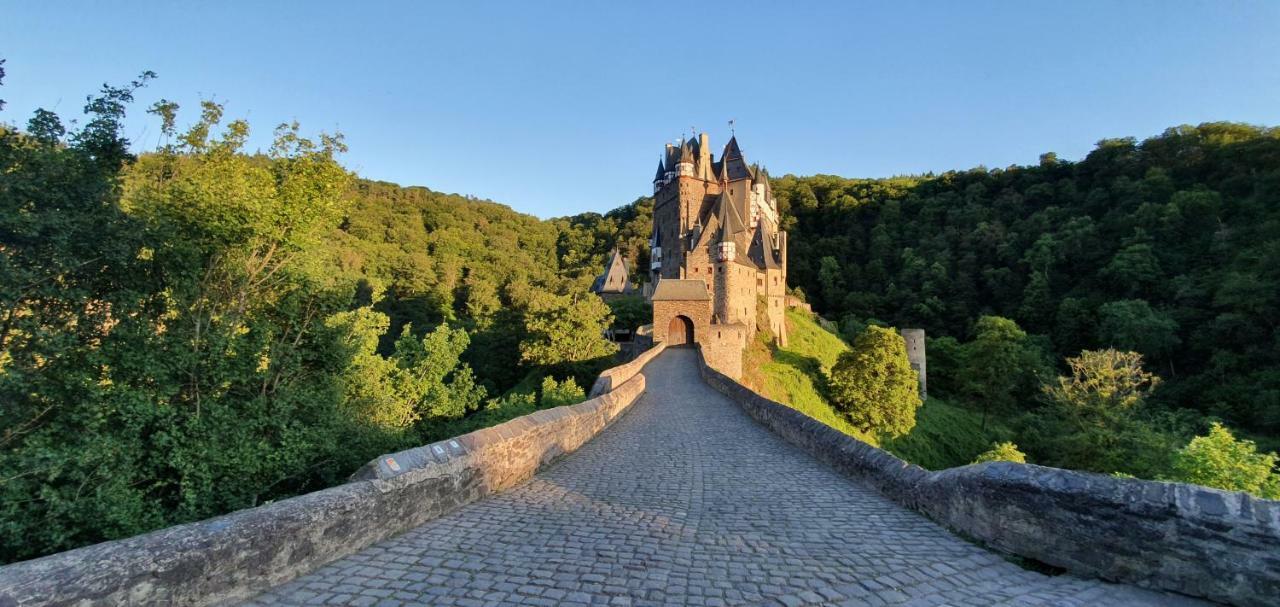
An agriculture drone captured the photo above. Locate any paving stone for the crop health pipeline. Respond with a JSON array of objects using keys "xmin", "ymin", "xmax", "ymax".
[{"xmin": 245, "ymin": 350, "xmax": 1202, "ymax": 607}]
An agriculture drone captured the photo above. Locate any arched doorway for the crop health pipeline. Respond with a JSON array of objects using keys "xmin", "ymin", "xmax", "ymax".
[{"xmin": 667, "ymin": 315, "xmax": 694, "ymax": 346}]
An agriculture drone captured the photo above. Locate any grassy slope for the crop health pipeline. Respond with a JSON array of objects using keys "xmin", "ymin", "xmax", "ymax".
[
  {"xmin": 744, "ymin": 308, "xmax": 1009, "ymax": 469},
  {"xmin": 743, "ymin": 309, "xmax": 876, "ymax": 444}
]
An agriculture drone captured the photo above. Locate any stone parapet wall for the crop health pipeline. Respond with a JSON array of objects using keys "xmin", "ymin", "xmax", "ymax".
[
  {"xmin": 696, "ymin": 352, "xmax": 1280, "ymax": 607},
  {"xmin": 588, "ymin": 342, "xmax": 665, "ymax": 398},
  {"xmin": 0, "ymin": 349, "xmax": 657, "ymax": 607}
]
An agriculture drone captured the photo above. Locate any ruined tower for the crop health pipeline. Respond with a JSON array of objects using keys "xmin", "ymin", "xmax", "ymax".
[{"xmin": 899, "ymin": 328, "xmax": 927, "ymax": 400}]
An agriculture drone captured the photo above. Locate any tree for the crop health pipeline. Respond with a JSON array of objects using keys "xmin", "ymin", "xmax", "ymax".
[
  {"xmin": 826, "ymin": 326, "xmax": 922, "ymax": 437},
  {"xmin": 973, "ymin": 442, "xmax": 1027, "ymax": 464},
  {"xmin": 606, "ymin": 296, "xmax": 651, "ymax": 332},
  {"xmin": 1042, "ymin": 349, "xmax": 1160, "ymax": 417},
  {"xmin": 818, "ymin": 256, "xmax": 846, "ymax": 309},
  {"xmin": 1170, "ymin": 423, "xmax": 1280, "ymax": 499},
  {"xmin": 1024, "ymin": 349, "xmax": 1176, "ymax": 477},
  {"xmin": 960, "ymin": 316, "xmax": 1048, "ymax": 428},
  {"xmin": 518, "ymin": 290, "xmax": 618, "ymax": 367},
  {"xmin": 1097, "ymin": 300, "xmax": 1180, "ymax": 371}
]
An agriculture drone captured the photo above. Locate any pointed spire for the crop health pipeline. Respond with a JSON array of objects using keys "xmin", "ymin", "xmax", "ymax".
[
  {"xmin": 716, "ymin": 190, "xmax": 747, "ymax": 236},
  {"xmin": 721, "ymin": 136, "xmax": 750, "ymax": 181},
  {"xmin": 654, "ymin": 158, "xmax": 666, "ymax": 183},
  {"xmin": 723, "ymin": 135, "xmax": 743, "ymax": 160}
]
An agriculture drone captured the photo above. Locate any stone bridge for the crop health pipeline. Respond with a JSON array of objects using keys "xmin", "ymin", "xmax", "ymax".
[
  {"xmin": 245, "ymin": 349, "xmax": 1199, "ymax": 607},
  {"xmin": 3, "ymin": 347, "xmax": 1275, "ymax": 606}
]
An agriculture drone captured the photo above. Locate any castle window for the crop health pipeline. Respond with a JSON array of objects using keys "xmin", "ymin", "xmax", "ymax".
[{"xmin": 757, "ymin": 278, "xmax": 763, "ymax": 287}]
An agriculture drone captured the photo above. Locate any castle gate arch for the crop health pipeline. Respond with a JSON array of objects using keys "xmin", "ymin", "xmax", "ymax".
[{"xmin": 667, "ymin": 315, "xmax": 694, "ymax": 346}]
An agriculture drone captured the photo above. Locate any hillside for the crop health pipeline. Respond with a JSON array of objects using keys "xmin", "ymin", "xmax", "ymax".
[
  {"xmin": 772, "ymin": 123, "xmax": 1280, "ymax": 443},
  {"xmin": 743, "ymin": 308, "xmax": 874, "ymax": 443},
  {"xmin": 741, "ymin": 308, "xmax": 1006, "ymax": 469}
]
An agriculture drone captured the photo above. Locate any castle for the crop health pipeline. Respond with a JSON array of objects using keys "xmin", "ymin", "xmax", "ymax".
[{"xmin": 647, "ymin": 133, "xmax": 788, "ymax": 378}]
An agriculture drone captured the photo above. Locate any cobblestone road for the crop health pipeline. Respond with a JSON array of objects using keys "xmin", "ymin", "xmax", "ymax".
[{"xmin": 248, "ymin": 349, "xmax": 1203, "ymax": 607}]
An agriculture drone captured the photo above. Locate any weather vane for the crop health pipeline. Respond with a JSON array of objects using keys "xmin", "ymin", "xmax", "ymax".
[{"xmin": 728, "ymin": 118, "xmax": 735, "ymax": 135}]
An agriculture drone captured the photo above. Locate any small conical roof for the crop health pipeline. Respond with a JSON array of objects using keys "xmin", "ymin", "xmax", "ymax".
[{"xmin": 654, "ymin": 159, "xmax": 666, "ymax": 182}]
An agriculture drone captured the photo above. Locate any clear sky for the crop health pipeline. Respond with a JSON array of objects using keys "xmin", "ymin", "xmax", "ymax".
[{"xmin": 2, "ymin": 1, "xmax": 1278, "ymax": 218}]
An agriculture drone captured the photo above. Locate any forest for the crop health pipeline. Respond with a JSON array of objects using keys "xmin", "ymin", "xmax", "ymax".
[
  {"xmin": 567, "ymin": 122, "xmax": 1280, "ymax": 496},
  {"xmin": 3, "ymin": 69, "xmax": 1279, "ymax": 564},
  {"xmin": 0, "ymin": 76, "xmax": 620, "ymax": 563}
]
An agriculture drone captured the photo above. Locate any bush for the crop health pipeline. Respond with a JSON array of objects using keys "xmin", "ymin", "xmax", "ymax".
[
  {"xmin": 972, "ymin": 441, "xmax": 1027, "ymax": 464},
  {"xmin": 1170, "ymin": 423, "xmax": 1280, "ymax": 499},
  {"xmin": 826, "ymin": 326, "xmax": 922, "ymax": 437},
  {"xmin": 539, "ymin": 376, "xmax": 585, "ymax": 408}
]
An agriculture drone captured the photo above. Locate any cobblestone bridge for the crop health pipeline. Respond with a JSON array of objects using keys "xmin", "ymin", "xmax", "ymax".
[{"xmin": 249, "ymin": 349, "xmax": 1202, "ymax": 607}]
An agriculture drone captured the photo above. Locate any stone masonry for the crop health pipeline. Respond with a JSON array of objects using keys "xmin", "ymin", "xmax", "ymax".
[
  {"xmin": 245, "ymin": 349, "xmax": 1202, "ymax": 607},
  {"xmin": 699, "ymin": 351, "xmax": 1280, "ymax": 606}
]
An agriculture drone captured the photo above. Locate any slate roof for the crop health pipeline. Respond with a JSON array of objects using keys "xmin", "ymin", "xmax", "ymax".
[
  {"xmin": 651, "ymin": 279, "xmax": 710, "ymax": 301},
  {"xmin": 591, "ymin": 249, "xmax": 632, "ymax": 294}
]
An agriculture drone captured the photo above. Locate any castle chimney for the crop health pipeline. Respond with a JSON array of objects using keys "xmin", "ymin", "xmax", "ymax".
[{"xmin": 699, "ymin": 133, "xmax": 711, "ymax": 179}]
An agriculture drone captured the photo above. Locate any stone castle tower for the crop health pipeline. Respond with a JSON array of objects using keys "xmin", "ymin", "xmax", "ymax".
[{"xmin": 647, "ymin": 133, "xmax": 788, "ymax": 378}]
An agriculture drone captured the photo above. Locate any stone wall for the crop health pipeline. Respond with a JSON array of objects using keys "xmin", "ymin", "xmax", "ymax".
[
  {"xmin": 588, "ymin": 342, "xmax": 665, "ymax": 398},
  {"xmin": 699, "ymin": 323, "xmax": 747, "ymax": 379},
  {"xmin": 0, "ymin": 349, "xmax": 657, "ymax": 607},
  {"xmin": 696, "ymin": 352, "xmax": 1280, "ymax": 607}
]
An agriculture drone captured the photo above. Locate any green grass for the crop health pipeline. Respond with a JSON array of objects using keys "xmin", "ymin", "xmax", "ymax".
[
  {"xmin": 881, "ymin": 398, "xmax": 1013, "ymax": 470},
  {"xmin": 746, "ymin": 308, "xmax": 877, "ymax": 445},
  {"xmin": 747, "ymin": 308, "xmax": 1011, "ymax": 468}
]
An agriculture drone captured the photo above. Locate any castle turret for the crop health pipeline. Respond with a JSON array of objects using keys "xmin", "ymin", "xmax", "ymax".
[
  {"xmin": 677, "ymin": 140, "xmax": 695, "ymax": 177},
  {"xmin": 653, "ymin": 159, "xmax": 666, "ymax": 193}
]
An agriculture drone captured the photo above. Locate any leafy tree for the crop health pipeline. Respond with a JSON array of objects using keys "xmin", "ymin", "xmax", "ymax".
[
  {"xmin": 518, "ymin": 290, "xmax": 618, "ymax": 367},
  {"xmin": 972, "ymin": 442, "xmax": 1027, "ymax": 464},
  {"xmin": 1169, "ymin": 423, "xmax": 1280, "ymax": 499},
  {"xmin": 1024, "ymin": 349, "xmax": 1178, "ymax": 477},
  {"xmin": 960, "ymin": 316, "xmax": 1049, "ymax": 428},
  {"xmin": 1097, "ymin": 299, "xmax": 1181, "ymax": 369},
  {"xmin": 817, "ymin": 256, "xmax": 846, "ymax": 309},
  {"xmin": 606, "ymin": 296, "xmax": 651, "ymax": 332},
  {"xmin": 923, "ymin": 335, "xmax": 965, "ymax": 399},
  {"xmin": 826, "ymin": 326, "xmax": 922, "ymax": 437},
  {"xmin": 1042, "ymin": 349, "xmax": 1160, "ymax": 416}
]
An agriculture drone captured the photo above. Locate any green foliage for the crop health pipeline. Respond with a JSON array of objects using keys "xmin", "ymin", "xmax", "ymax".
[
  {"xmin": 0, "ymin": 87, "xmax": 385, "ymax": 563},
  {"xmin": 827, "ymin": 326, "xmax": 922, "ymax": 437},
  {"xmin": 0, "ymin": 77, "xmax": 627, "ymax": 564},
  {"xmin": 881, "ymin": 397, "xmax": 1012, "ymax": 470},
  {"xmin": 762, "ymin": 123, "xmax": 1280, "ymax": 440},
  {"xmin": 539, "ymin": 376, "xmax": 585, "ymax": 408},
  {"xmin": 1022, "ymin": 349, "xmax": 1181, "ymax": 477},
  {"xmin": 972, "ymin": 441, "xmax": 1027, "ymax": 464},
  {"xmin": 517, "ymin": 289, "xmax": 618, "ymax": 367},
  {"xmin": 1042, "ymin": 349, "xmax": 1160, "ymax": 415},
  {"xmin": 959, "ymin": 316, "xmax": 1050, "ymax": 426},
  {"xmin": 746, "ymin": 309, "xmax": 874, "ymax": 443},
  {"xmin": 1097, "ymin": 300, "xmax": 1180, "ymax": 363},
  {"xmin": 605, "ymin": 296, "xmax": 650, "ymax": 332},
  {"xmin": 1169, "ymin": 423, "xmax": 1280, "ymax": 499}
]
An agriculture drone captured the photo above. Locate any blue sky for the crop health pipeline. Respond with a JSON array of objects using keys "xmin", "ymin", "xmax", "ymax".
[{"xmin": 2, "ymin": 1, "xmax": 1278, "ymax": 218}]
